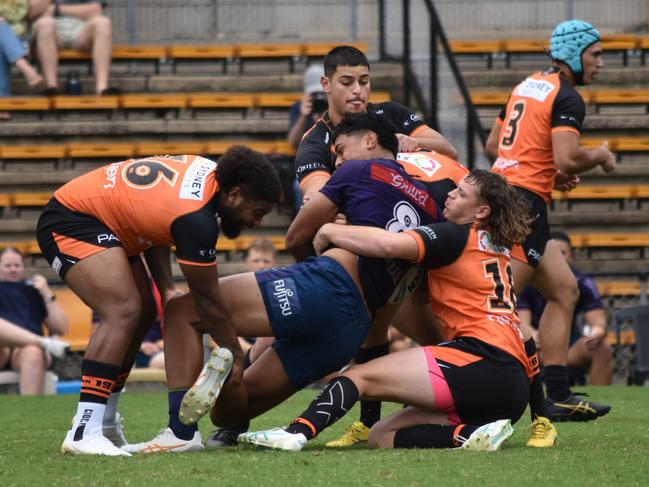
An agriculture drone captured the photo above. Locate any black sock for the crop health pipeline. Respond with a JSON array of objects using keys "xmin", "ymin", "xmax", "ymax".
[
  {"xmin": 243, "ymin": 347, "xmax": 252, "ymax": 369},
  {"xmin": 393, "ymin": 424, "xmax": 478, "ymax": 449},
  {"xmin": 286, "ymin": 376, "xmax": 359, "ymax": 440},
  {"xmin": 544, "ymin": 365, "xmax": 571, "ymax": 401},
  {"xmin": 168, "ymin": 389, "xmax": 198, "ymax": 440},
  {"xmin": 524, "ymin": 338, "xmax": 548, "ymax": 420},
  {"xmin": 354, "ymin": 343, "xmax": 389, "ymax": 427}
]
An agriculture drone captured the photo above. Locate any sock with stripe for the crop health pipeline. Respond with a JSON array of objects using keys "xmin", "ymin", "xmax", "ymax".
[
  {"xmin": 286, "ymin": 376, "xmax": 359, "ymax": 440},
  {"xmin": 71, "ymin": 360, "xmax": 119, "ymax": 440},
  {"xmin": 103, "ymin": 369, "xmax": 130, "ymax": 427},
  {"xmin": 354, "ymin": 343, "xmax": 389, "ymax": 428},
  {"xmin": 168, "ymin": 388, "xmax": 199, "ymax": 440},
  {"xmin": 393, "ymin": 424, "xmax": 479, "ymax": 449},
  {"xmin": 524, "ymin": 338, "xmax": 548, "ymax": 420}
]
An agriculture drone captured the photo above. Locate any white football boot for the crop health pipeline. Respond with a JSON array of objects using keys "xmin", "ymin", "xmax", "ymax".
[
  {"xmin": 238, "ymin": 428, "xmax": 307, "ymax": 452},
  {"xmin": 461, "ymin": 419, "xmax": 514, "ymax": 451},
  {"xmin": 61, "ymin": 428, "xmax": 131, "ymax": 456},
  {"xmin": 180, "ymin": 347, "xmax": 233, "ymax": 425},
  {"xmin": 122, "ymin": 428, "xmax": 203, "ymax": 454}
]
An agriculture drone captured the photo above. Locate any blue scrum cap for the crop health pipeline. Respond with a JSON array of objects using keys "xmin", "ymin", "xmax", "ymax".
[{"xmin": 549, "ymin": 20, "xmax": 600, "ymax": 84}]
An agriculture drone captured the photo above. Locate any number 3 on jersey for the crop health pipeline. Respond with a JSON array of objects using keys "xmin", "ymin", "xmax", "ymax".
[
  {"xmin": 483, "ymin": 259, "xmax": 515, "ymax": 312},
  {"xmin": 500, "ymin": 101, "xmax": 525, "ymax": 149},
  {"xmin": 123, "ymin": 159, "xmax": 179, "ymax": 189}
]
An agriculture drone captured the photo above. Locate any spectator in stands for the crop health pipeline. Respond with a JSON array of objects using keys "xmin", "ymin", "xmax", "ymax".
[
  {"xmin": 0, "ymin": 1, "xmax": 43, "ymax": 101},
  {"xmin": 28, "ymin": 0, "xmax": 119, "ymax": 95},
  {"xmin": 238, "ymin": 239, "xmax": 278, "ymax": 358},
  {"xmin": 517, "ymin": 232, "xmax": 613, "ymax": 385},
  {"xmin": 287, "ymin": 64, "xmax": 327, "ymax": 150},
  {"xmin": 0, "ymin": 247, "xmax": 69, "ymax": 394}
]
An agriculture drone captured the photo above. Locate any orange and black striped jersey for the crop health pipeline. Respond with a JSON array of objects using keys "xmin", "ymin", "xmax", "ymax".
[
  {"xmin": 406, "ymin": 222, "xmax": 532, "ymax": 378},
  {"xmin": 54, "ymin": 155, "xmax": 221, "ymax": 266},
  {"xmin": 492, "ymin": 67, "xmax": 585, "ymax": 203}
]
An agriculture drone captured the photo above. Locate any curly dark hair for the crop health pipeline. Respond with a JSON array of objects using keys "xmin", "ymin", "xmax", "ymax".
[
  {"xmin": 324, "ymin": 46, "xmax": 369, "ymax": 78},
  {"xmin": 216, "ymin": 145, "xmax": 281, "ymax": 203},
  {"xmin": 466, "ymin": 169, "xmax": 532, "ymax": 249},
  {"xmin": 332, "ymin": 112, "xmax": 399, "ymax": 158}
]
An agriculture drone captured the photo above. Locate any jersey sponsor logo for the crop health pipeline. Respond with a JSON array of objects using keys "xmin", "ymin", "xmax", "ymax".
[
  {"xmin": 267, "ymin": 277, "xmax": 301, "ymax": 317},
  {"xmin": 370, "ymin": 164, "xmax": 438, "ymax": 217},
  {"xmin": 179, "ymin": 157, "xmax": 217, "ymax": 200},
  {"xmin": 492, "ymin": 157, "xmax": 519, "ymax": 171},
  {"xmin": 97, "ymin": 233, "xmax": 120, "ymax": 244},
  {"xmin": 198, "ymin": 248, "xmax": 217, "ymax": 258},
  {"xmin": 296, "ymin": 162, "xmax": 328, "ymax": 175},
  {"xmin": 397, "ymin": 152, "xmax": 442, "ymax": 179},
  {"xmin": 514, "ymin": 78, "xmax": 556, "ymax": 102},
  {"xmin": 324, "ymin": 132, "xmax": 330, "ymax": 144},
  {"xmin": 527, "ymin": 247, "xmax": 541, "ymax": 264},
  {"xmin": 103, "ymin": 162, "xmax": 122, "ymax": 189},
  {"xmin": 477, "ymin": 230, "xmax": 509, "ymax": 256},
  {"xmin": 417, "ymin": 225, "xmax": 438, "ymax": 242},
  {"xmin": 386, "ymin": 201, "xmax": 420, "ymax": 233}
]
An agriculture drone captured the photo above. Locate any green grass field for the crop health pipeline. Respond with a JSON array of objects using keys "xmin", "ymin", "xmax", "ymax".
[{"xmin": 1, "ymin": 386, "xmax": 648, "ymax": 486}]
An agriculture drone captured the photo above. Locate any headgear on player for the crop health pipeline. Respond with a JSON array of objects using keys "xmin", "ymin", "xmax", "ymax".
[{"xmin": 549, "ymin": 20, "xmax": 600, "ymax": 86}]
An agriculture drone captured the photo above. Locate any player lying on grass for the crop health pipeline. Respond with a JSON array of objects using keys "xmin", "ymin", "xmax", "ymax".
[
  {"xmin": 124, "ymin": 113, "xmax": 445, "ymax": 453},
  {"xmin": 239, "ymin": 170, "xmax": 535, "ymax": 451}
]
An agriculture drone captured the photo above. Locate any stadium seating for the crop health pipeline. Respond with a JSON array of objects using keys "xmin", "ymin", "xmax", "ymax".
[{"xmin": 54, "ymin": 289, "xmax": 93, "ymax": 352}]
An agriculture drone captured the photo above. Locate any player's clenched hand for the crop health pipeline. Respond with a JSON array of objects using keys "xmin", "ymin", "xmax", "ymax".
[
  {"xmin": 396, "ymin": 134, "xmax": 419, "ymax": 153},
  {"xmin": 599, "ymin": 141, "xmax": 616, "ymax": 174},
  {"xmin": 554, "ymin": 171, "xmax": 580, "ymax": 192},
  {"xmin": 313, "ymin": 223, "xmax": 334, "ymax": 255}
]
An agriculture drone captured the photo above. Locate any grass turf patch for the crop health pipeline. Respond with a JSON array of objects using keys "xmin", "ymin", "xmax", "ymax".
[{"xmin": 1, "ymin": 385, "xmax": 648, "ymax": 486}]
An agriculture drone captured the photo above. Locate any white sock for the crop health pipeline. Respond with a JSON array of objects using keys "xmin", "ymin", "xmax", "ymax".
[
  {"xmin": 71, "ymin": 402, "xmax": 106, "ymax": 439},
  {"xmin": 103, "ymin": 391, "xmax": 122, "ymax": 426}
]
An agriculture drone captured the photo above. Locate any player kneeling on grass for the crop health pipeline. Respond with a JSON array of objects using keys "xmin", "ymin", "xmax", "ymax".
[{"xmin": 240, "ymin": 170, "xmax": 535, "ymax": 451}]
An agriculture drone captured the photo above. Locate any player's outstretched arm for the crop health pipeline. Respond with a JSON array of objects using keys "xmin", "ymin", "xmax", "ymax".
[
  {"xmin": 410, "ymin": 127, "xmax": 459, "ymax": 160},
  {"xmin": 179, "ymin": 263, "xmax": 244, "ymax": 379},
  {"xmin": 552, "ymin": 132, "xmax": 616, "ymax": 175},
  {"xmin": 313, "ymin": 223, "xmax": 419, "ymax": 261}
]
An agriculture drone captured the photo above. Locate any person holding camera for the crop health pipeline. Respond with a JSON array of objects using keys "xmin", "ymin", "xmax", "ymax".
[{"xmin": 287, "ymin": 64, "xmax": 328, "ymax": 150}]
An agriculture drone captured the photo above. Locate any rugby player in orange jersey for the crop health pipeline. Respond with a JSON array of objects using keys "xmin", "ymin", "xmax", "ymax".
[
  {"xmin": 35, "ymin": 147, "xmax": 281, "ymax": 456},
  {"xmin": 485, "ymin": 20, "xmax": 614, "ymax": 423},
  {"xmin": 239, "ymin": 170, "xmax": 533, "ymax": 452}
]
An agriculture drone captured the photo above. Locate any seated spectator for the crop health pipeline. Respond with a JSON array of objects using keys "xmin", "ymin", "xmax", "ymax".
[
  {"xmin": 29, "ymin": 0, "xmax": 119, "ymax": 95},
  {"xmin": 238, "ymin": 239, "xmax": 278, "ymax": 357},
  {"xmin": 0, "ymin": 247, "xmax": 69, "ymax": 394},
  {"xmin": 0, "ymin": 0, "xmax": 43, "ymax": 108},
  {"xmin": 517, "ymin": 232, "xmax": 613, "ymax": 385}
]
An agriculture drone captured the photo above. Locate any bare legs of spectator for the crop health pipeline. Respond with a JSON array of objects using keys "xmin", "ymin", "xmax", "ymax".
[
  {"xmin": 32, "ymin": 15, "xmax": 112, "ymax": 94},
  {"xmin": 75, "ymin": 15, "xmax": 112, "ymax": 94},
  {"xmin": 31, "ymin": 16, "xmax": 59, "ymax": 92},
  {"xmin": 14, "ymin": 58, "xmax": 43, "ymax": 87},
  {"xmin": 10, "ymin": 345, "xmax": 52, "ymax": 395}
]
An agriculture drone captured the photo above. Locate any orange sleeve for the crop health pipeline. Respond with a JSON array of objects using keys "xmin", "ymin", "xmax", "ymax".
[
  {"xmin": 404, "ymin": 230, "xmax": 426, "ymax": 263},
  {"xmin": 298, "ymin": 170, "xmax": 331, "ymax": 190},
  {"xmin": 550, "ymin": 126, "xmax": 580, "ymax": 135},
  {"xmin": 176, "ymin": 258, "xmax": 217, "ymax": 267}
]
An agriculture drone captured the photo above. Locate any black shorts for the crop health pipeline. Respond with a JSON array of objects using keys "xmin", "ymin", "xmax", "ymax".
[
  {"xmin": 513, "ymin": 186, "xmax": 550, "ymax": 268},
  {"xmin": 426, "ymin": 337, "xmax": 529, "ymax": 425},
  {"xmin": 36, "ymin": 198, "xmax": 134, "ymax": 279}
]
